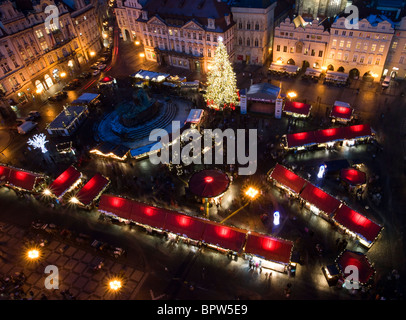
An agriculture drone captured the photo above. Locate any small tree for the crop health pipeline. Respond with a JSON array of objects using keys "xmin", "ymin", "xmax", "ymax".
[{"xmin": 204, "ymin": 38, "xmax": 238, "ymax": 111}]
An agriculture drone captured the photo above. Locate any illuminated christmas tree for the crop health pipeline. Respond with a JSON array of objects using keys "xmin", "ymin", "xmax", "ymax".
[{"xmin": 204, "ymin": 37, "xmax": 238, "ymax": 111}]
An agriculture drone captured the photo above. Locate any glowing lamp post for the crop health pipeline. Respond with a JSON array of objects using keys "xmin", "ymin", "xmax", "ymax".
[
  {"xmin": 287, "ymin": 91, "xmax": 297, "ymax": 101},
  {"xmin": 245, "ymin": 187, "xmax": 259, "ymax": 200},
  {"xmin": 26, "ymin": 248, "xmax": 41, "ymax": 262}
]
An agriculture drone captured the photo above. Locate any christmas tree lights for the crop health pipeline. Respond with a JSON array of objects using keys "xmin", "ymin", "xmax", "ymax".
[{"xmin": 204, "ymin": 38, "xmax": 238, "ymax": 111}]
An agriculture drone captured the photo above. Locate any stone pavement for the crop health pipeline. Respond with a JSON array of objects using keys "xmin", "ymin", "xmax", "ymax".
[{"xmin": 0, "ymin": 222, "xmax": 147, "ymax": 300}]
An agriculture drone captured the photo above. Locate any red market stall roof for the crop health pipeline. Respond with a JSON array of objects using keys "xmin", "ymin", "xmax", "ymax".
[
  {"xmin": 283, "ymin": 101, "xmax": 311, "ymax": 116},
  {"xmin": 7, "ymin": 168, "xmax": 44, "ymax": 192},
  {"xmin": 164, "ymin": 211, "xmax": 207, "ymax": 240},
  {"xmin": 0, "ymin": 165, "xmax": 11, "ymax": 183},
  {"xmin": 201, "ymin": 221, "xmax": 247, "ymax": 253},
  {"xmin": 343, "ymin": 124, "xmax": 372, "ymax": 140},
  {"xmin": 330, "ymin": 105, "xmax": 353, "ymax": 120},
  {"xmin": 336, "ymin": 250, "xmax": 375, "ymax": 284},
  {"xmin": 300, "ymin": 184, "xmax": 341, "ymax": 216},
  {"xmin": 48, "ymin": 166, "xmax": 82, "ymax": 198},
  {"xmin": 340, "ymin": 168, "xmax": 367, "ymax": 186},
  {"xmin": 286, "ymin": 131, "xmax": 316, "ymax": 149},
  {"xmin": 269, "ymin": 164, "xmax": 307, "ymax": 194},
  {"xmin": 189, "ymin": 169, "xmax": 230, "ymax": 198},
  {"xmin": 333, "ymin": 204, "xmax": 382, "ymax": 244},
  {"xmin": 75, "ymin": 173, "xmax": 109, "ymax": 207},
  {"xmin": 131, "ymin": 202, "xmax": 168, "ymax": 230},
  {"xmin": 315, "ymin": 127, "xmax": 346, "ymax": 144},
  {"xmin": 98, "ymin": 194, "xmax": 133, "ymax": 220},
  {"xmin": 245, "ymin": 232, "xmax": 293, "ymax": 264}
]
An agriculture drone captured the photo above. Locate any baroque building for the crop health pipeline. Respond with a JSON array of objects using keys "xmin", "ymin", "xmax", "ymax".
[
  {"xmin": 0, "ymin": 0, "xmax": 103, "ymax": 115},
  {"xmin": 294, "ymin": 0, "xmax": 348, "ymax": 19}
]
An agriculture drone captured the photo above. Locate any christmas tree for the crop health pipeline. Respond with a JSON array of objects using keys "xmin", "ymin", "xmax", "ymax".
[{"xmin": 204, "ymin": 37, "xmax": 239, "ymax": 111}]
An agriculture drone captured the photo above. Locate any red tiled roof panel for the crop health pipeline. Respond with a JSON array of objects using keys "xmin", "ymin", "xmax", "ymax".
[
  {"xmin": 76, "ymin": 173, "xmax": 109, "ymax": 206},
  {"xmin": 49, "ymin": 166, "xmax": 81, "ymax": 198},
  {"xmin": 300, "ymin": 184, "xmax": 341, "ymax": 216},
  {"xmin": 8, "ymin": 168, "xmax": 39, "ymax": 191},
  {"xmin": 245, "ymin": 232, "xmax": 293, "ymax": 264},
  {"xmin": 333, "ymin": 205, "xmax": 382, "ymax": 243},
  {"xmin": 269, "ymin": 164, "xmax": 307, "ymax": 194}
]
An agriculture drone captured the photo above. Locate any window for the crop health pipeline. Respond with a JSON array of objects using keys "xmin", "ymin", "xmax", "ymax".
[
  {"xmin": 255, "ymin": 23, "xmax": 259, "ymax": 30},
  {"xmin": 344, "ymin": 53, "xmax": 349, "ymax": 61},
  {"xmin": 334, "ymin": 30, "xmax": 338, "ymax": 35},
  {"xmin": 353, "ymin": 54, "xmax": 357, "ymax": 62},
  {"xmin": 239, "ymin": 22, "xmax": 242, "ymax": 29},
  {"xmin": 363, "ymin": 43, "xmax": 368, "ymax": 51},
  {"xmin": 283, "ymin": 46, "xmax": 287, "ymax": 52},
  {"xmin": 342, "ymin": 31, "xmax": 346, "ymax": 36},
  {"xmin": 206, "ymin": 34, "xmax": 210, "ymax": 41},
  {"xmin": 198, "ymin": 33, "xmax": 202, "ymax": 40},
  {"xmin": 337, "ymin": 52, "xmax": 342, "ymax": 60},
  {"xmin": 247, "ymin": 22, "xmax": 251, "ymax": 30},
  {"xmin": 379, "ymin": 45, "xmax": 385, "ymax": 53},
  {"xmin": 318, "ymin": 50, "xmax": 323, "ymax": 57},
  {"xmin": 239, "ymin": 37, "xmax": 243, "ymax": 46},
  {"xmin": 247, "ymin": 38, "xmax": 250, "ymax": 46},
  {"xmin": 276, "ymin": 44, "xmax": 280, "ymax": 51},
  {"xmin": 35, "ymin": 30, "xmax": 43, "ymax": 38},
  {"xmin": 208, "ymin": 49, "xmax": 211, "ymax": 57},
  {"xmin": 332, "ymin": 39, "xmax": 337, "ymax": 47},
  {"xmin": 368, "ymin": 57, "xmax": 372, "ymax": 64},
  {"xmin": 339, "ymin": 40, "xmax": 344, "ymax": 47},
  {"xmin": 213, "ymin": 35, "xmax": 217, "ymax": 42},
  {"xmin": 356, "ymin": 42, "xmax": 361, "ymax": 49},
  {"xmin": 371, "ymin": 44, "xmax": 376, "ymax": 52},
  {"xmin": 311, "ymin": 49, "xmax": 315, "ymax": 56},
  {"xmin": 360, "ymin": 56, "xmax": 365, "ymax": 63},
  {"xmin": 392, "ymin": 41, "xmax": 398, "ymax": 49},
  {"xmin": 400, "ymin": 56, "xmax": 404, "ymax": 64},
  {"xmin": 346, "ymin": 41, "xmax": 351, "ymax": 48},
  {"xmin": 304, "ymin": 48, "xmax": 308, "ymax": 55},
  {"xmin": 375, "ymin": 57, "xmax": 381, "ymax": 65},
  {"xmin": 193, "ymin": 33, "xmax": 196, "ymax": 40},
  {"xmin": 280, "ymin": 32, "xmax": 284, "ymax": 36},
  {"xmin": 254, "ymin": 39, "xmax": 259, "ymax": 47},
  {"xmin": 187, "ymin": 32, "xmax": 191, "ymax": 39},
  {"xmin": 349, "ymin": 31, "xmax": 353, "ymax": 36}
]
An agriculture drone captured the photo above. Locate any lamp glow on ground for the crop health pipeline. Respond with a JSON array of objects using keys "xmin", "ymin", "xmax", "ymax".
[
  {"xmin": 106, "ymin": 275, "xmax": 125, "ymax": 296},
  {"xmin": 25, "ymin": 247, "xmax": 42, "ymax": 263}
]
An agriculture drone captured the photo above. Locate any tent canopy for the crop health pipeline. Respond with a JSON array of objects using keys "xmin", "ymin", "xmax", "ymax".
[
  {"xmin": 201, "ymin": 221, "xmax": 247, "ymax": 252},
  {"xmin": 286, "ymin": 131, "xmax": 316, "ymax": 148},
  {"xmin": 189, "ymin": 169, "xmax": 230, "ymax": 198},
  {"xmin": 49, "ymin": 166, "xmax": 81, "ymax": 198},
  {"xmin": 131, "ymin": 202, "xmax": 168, "ymax": 229},
  {"xmin": 164, "ymin": 211, "xmax": 207, "ymax": 240},
  {"xmin": 336, "ymin": 250, "xmax": 375, "ymax": 284},
  {"xmin": 283, "ymin": 101, "xmax": 311, "ymax": 116},
  {"xmin": 330, "ymin": 105, "xmax": 353, "ymax": 120},
  {"xmin": 300, "ymin": 184, "xmax": 341, "ymax": 216},
  {"xmin": 245, "ymin": 232, "xmax": 293, "ymax": 264},
  {"xmin": 340, "ymin": 168, "xmax": 366, "ymax": 186},
  {"xmin": 315, "ymin": 127, "xmax": 346, "ymax": 144},
  {"xmin": 76, "ymin": 173, "xmax": 109, "ymax": 207},
  {"xmin": 269, "ymin": 164, "xmax": 307, "ymax": 194},
  {"xmin": 98, "ymin": 194, "xmax": 133, "ymax": 220},
  {"xmin": 6, "ymin": 167, "xmax": 43, "ymax": 191},
  {"xmin": 333, "ymin": 204, "xmax": 382, "ymax": 244}
]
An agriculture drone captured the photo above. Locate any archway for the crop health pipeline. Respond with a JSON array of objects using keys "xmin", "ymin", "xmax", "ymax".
[
  {"xmin": 349, "ymin": 68, "xmax": 360, "ymax": 79},
  {"xmin": 337, "ymin": 66, "xmax": 345, "ymax": 72},
  {"xmin": 362, "ymin": 71, "xmax": 374, "ymax": 82},
  {"xmin": 287, "ymin": 58, "xmax": 295, "ymax": 65},
  {"xmin": 302, "ymin": 60, "xmax": 310, "ymax": 69},
  {"xmin": 123, "ymin": 29, "xmax": 131, "ymax": 41},
  {"xmin": 35, "ymin": 80, "xmax": 45, "ymax": 93},
  {"xmin": 44, "ymin": 74, "xmax": 54, "ymax": 89},
  {"xmin": 327, "ymin": 64, "xmax": 334, "ymax": 71}
]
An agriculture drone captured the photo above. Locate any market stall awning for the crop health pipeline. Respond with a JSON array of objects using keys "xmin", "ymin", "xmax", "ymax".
[
  {"xmin": 75, "ymin": 173, "xmax": 110, "ymax": 207},
  {"xmin": 286, "ymin": 131, "xmax": 316, "ymax": 149},
  {"xmin": 131, "ymin": 202, "xmax": 168, "ymax": 230},
  {"xmin": 131, "ymin": 69, "xmax": 169, "ymax": 82},
  {"xmin": 72, "ymin": 93, "xmax": 100, "ymax": 105},
  {"xmin": 164, "ymin": 211, "xmax": 207, "ymax": 240},
  {"xmin": 90, "ymin": 142, "xmax": 129, "ymax": 160},
  {"xmin": 336, "ymin": 250, "xmax": 375, "ymax": 284},
  {"xmin": 283, "ymin": 101, "xmax": 311, "ymax": 117},
  {"xmin": 340, "ymin": 168, "xmax": 366, "ymax": 186},
  {"xmin": 48, "ymin": 166, "xmax": 82, "ymax": 198},
  {"xmin": 343, "ymin": 124, "xmax": 372, "ymax": 140},
  {"xmin": 333, "ymin": 204, "xmax": 382, "ymax": 244},
  {"xmin": 98, "ymin": 194, "xmax": 133, "ymax": 220},
  {"xmin": 315, "ymin": 127, "xmax": 346, "ymax": 144},
  {"xmin": 7, "ymin": 168, "xmax": 44, "ymax": 192},
  {"xmin": 330, "ymin": 104, "xmax": 353, "ymax": 121},
  {"xmin": 300, "ymin": 184, "xmax": 341, "ymax": 216},
  {"xmin": 269, "ymin": 164, "xmax": 307, "ymax": 194},
  {"xmin": 201, "ymin": 221, "xmax": 247, "ymax": 253},
  {"xmin": 244, "ymin": 232, "xmax": 293, "ymax": 264},
  {"xmin": 189, "ymin": 170, "xmax": 230, "ymax": 198}
]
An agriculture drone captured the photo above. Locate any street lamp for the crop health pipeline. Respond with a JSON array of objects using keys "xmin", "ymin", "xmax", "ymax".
[
  {"xmin": 70, "ymin": 196, "xmax": 79, "ymax": 204},
  {"xmin": 245, "ymin": 187, "xmax": 259, "ymax": 200},
  {"xmin": 26, "ymin": 248, "xmax": 41, "ymax": 262},
  {"xmin": 287, "ymin": 91, "xmax": 297, "ymax": 100}
]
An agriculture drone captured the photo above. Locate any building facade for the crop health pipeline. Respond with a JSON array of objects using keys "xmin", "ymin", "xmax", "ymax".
[
  {"xmin": 273, "ymin": 16, "xmax": 330, "ymax": 69},
  {"xmin": 295, "ymin": 0, "xmax": 348, "ymax": 19},
  {"xmin": 231, "ymin": 0, "xmax": 277, "ymax": 66},
  {"xmin": 0, "ymin": 0, "xmax": 102, "ymax": 115},
  {"xmin": 325, "ymin": 16, "xmax": 394, "ymax": 80},
  {"xmin": 130, "ymin": 0, "xmax": 235, "ymax": 74},
  {"xmin": 384, "ymin": 16, "xmax": 406, "ymax": 78}
]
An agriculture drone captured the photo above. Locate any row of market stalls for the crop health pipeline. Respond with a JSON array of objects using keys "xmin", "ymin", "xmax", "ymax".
[
  {"xmin": 98, "ymin": 193, "xmax": 294, "ymax": 273},
  {"xmin": 283, "ymin": 124, "xmax": 374, "ymax": 150},
  {"xmin": 43, "ymin": 166, "xmax": 110, "ymax": 209},
  {"xmin": 268, "ymin": 164, "xmax": 383, "ymax": 248}
]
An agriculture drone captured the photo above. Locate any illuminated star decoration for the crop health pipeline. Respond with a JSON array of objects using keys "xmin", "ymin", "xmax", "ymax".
[{"xmin": 27, "ymin": 133, "xmax": 49, "ymax": 154}]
